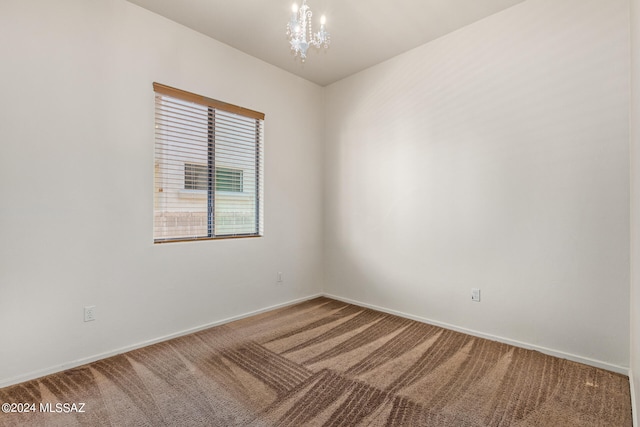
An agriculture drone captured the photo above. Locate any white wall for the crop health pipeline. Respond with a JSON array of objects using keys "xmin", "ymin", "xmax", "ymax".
[
  {"xmin": 0, "ymin": 0, "xmax": 324, "ymax": 386},
  {"xmin": 0, "ymin": 0, "xmax": 633, "ymax": 391},
  {"xmin": 324, "ymin": 0, "xmax": 630, "ymax": 370},
  {"xmin": 631, "ymin": 0, "xmax": 640, "ymax": 421}
]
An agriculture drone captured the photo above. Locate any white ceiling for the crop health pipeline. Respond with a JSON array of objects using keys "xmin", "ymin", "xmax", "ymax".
[{"xmin": 126, "ymin": 0, "xmax": 526, "ymax": 86}]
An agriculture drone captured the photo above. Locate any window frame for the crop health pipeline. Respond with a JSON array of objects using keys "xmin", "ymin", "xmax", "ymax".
[{"xmin": 153, "ymin": 83, "xmax": 264, "ymax": 244}]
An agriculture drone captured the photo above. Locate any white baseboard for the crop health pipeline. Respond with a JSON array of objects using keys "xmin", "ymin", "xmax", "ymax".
[
  {"xmin": 323, "ymin": 293, "xmax": 628, "ymax": 375},
  {"xmin": 0, "ymin": 293, "xmax": 323, "ymax": 389},
  {"xmin": 0, "ymin": 292, "xmax": 629, "ymax": 389}
]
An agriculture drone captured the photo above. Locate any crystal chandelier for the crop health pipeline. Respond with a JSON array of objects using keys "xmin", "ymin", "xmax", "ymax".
[{"xmin": 286, "ymin": 0, "xmax": 330, "ymax": 62}]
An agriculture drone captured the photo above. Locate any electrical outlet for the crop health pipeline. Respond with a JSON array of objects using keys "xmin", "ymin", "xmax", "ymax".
[
  {"xmin": 277, "ymin": 272, "xmax": 284, "ymax": 284},
  {"xmin": 84, "ymin": 305, "xmax": 96, "ymax": 322},
  {"xmin": 471, "ymin": 288, "xmax": 481, "ymax": 302}
]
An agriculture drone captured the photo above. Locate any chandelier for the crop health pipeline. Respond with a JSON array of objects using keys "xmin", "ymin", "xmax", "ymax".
[{"xmin": 286, "ymin": 0, "xmax": 330, "ymax": 62}]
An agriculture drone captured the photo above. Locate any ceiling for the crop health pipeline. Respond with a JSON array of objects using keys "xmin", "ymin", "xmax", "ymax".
[{"xmin": 126, "ymin": 0, "xmax": 527, "ymax": 86}]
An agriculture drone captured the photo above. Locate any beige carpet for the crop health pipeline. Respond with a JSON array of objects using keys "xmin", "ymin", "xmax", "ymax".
[{"xmin": 0, "ymin": 297, "xmax": 632, "ymax": 426}]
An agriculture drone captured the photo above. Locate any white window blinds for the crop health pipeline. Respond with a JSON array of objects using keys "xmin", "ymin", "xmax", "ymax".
[{"xmin": 153, "ymin": 83, "xmax": 264, "ymax": 243}]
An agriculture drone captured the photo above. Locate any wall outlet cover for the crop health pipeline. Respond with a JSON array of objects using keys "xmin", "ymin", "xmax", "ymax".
[{"xmin": 84, "ymin": 305, "xmax": 96, "ymax": 322}]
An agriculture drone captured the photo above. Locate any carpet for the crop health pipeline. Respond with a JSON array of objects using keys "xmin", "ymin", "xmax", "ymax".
[{"xmin": 0, "ymin": 297, "xmax": 632, "ymax": 426}]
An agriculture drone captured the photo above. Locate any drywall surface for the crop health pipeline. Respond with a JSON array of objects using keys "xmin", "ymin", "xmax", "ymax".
[
  {"xmin": 0, "ymin": 0, "xmax": 324, "ymax": 385},
  {"xmin": 631, "ymin": 0, "xmax": 640, "ymax": 421},
  {"xmin": 324, "ymin": 0, "xmax": 630, "ymax": 368}
]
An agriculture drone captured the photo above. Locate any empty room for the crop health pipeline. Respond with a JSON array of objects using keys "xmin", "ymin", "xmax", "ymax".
[{"xmin": 1, "ymin": 0, "xmax": 639, "ymax": 425}]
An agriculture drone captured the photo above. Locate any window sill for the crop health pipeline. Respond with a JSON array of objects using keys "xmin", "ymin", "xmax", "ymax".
[
  {"xmin": 178, "ymin": 189, "xmax": 206, "ymax": 198},
  {"xmin": 154, "ymin": 234, "xmax": 262, "ymax": 244}
]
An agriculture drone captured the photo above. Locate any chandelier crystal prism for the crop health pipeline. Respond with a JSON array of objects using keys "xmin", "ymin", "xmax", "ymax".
[{"xmin": 286, "ymin": 0, "xmax": 330, "ymax": 62}]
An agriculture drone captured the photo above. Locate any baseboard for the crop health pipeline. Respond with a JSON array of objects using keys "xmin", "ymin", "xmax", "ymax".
[
  {"xmin": 631, "ymin": 370, "xmax": 638, "ymax": 427},
  {"xmin": 323, "ymin": 293, "xmax": 628, "ymax": 375},
  {"xmin": 0, "ymin": 293, "xmax": 323, "ymax": 389},
  {"xmin": 1, "ymin": 291, "xmax": 628, "ymax": 389}
]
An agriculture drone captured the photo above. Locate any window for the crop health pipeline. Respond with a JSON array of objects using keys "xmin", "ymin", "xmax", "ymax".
[
  {"xmin": 215, "ymin": 167, "xmax": 243, "ymax": 193},
  {"xmin": 183, "ymin": 164, "xmax": 243, "ymax": 193},
  {"xmin": 184, "ymin": 163, "xmax": 208, "ymax": 191},
  {"xmin": 153, "ymin": 83, "xmax": 264, "ymax": 243}
]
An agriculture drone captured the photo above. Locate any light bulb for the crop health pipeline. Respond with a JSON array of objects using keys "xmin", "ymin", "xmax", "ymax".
[
  {"xmin": 292, "ymin": 3, "xmax": 298, "ymax": 14},
  {"xmin": 320, "ymin": 15, "xmax": 326, "ymax": 25}
]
